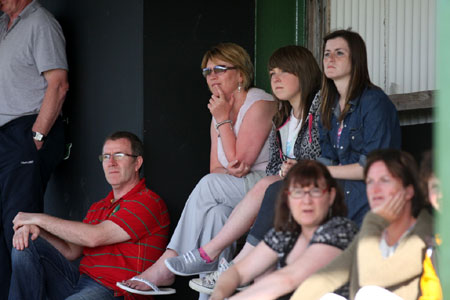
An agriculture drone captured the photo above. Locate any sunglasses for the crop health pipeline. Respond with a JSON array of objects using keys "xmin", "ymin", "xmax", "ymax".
[{"xmin": 202, "ymin": 65, "xmax": 237, "ymax": 78}]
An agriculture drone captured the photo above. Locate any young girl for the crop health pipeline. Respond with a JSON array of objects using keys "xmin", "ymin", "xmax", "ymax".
[
  {"xmin": 164, "ymin": 46, "xmax": 323, "ymax": 283},
  {"xmin": 317, "ymin": 29, "xmax": 401, "ymax": 226}
]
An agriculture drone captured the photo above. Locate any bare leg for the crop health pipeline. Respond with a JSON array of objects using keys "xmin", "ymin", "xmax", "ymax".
[
  {"xmin": 121, "ymin": 249, "xmax": 177, "ymax": 290},
  {"xmin": 202, "ymin": 176, "xmax": 281, "ymax": 260}
]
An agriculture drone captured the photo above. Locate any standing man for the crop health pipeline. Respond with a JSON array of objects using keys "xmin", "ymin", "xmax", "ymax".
[
  {"xmin": 0, "ymin": 0, "xmax": 69, "ymax": 296},
  {"xmin": 10, "ymin": 131, "xmax": 170, "ymax": 299}
]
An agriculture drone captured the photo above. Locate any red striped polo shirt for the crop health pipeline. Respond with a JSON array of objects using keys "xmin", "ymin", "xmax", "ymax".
[{"xmin": 79, "ymin": 178, "xmax": 170, "ymax": 300}]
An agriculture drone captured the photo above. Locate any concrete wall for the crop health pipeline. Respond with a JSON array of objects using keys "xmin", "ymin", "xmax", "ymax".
[{"xmin": 41, "ymin": 0, "xmax": 145, "ymax": 220}]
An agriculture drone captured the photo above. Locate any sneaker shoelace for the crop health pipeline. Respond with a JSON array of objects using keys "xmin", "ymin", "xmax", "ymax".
[{"xmin": 202, "ymin": 259, "xmax": 231, "ymax": 287}]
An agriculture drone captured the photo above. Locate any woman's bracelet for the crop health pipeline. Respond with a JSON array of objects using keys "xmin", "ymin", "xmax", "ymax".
[{"xmin": 215, "ymin": 120, "xmax": 233, "ymax": 130}]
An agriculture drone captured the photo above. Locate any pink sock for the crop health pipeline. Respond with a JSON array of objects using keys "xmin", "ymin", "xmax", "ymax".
[{"xmin": 198, "ymin": 247, "xmax": 213, "ymax": 263}]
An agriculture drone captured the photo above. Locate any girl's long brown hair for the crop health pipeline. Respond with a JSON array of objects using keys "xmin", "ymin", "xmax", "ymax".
[
  {"xmin": 320, "ymin": 30, "xmax": 374, "ymax": 129},
  {"xmin": 268, "ymin": 46, "xmax": 321, "ymax": 128}
]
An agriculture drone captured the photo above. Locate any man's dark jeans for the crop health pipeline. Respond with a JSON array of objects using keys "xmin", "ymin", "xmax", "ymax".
[{"xmin": 8, "ymin": 236, "xmax": 123, "ymax": 300}]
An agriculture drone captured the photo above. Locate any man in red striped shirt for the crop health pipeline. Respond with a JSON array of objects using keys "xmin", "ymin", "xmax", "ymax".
[{"xmin": 9, "ymin": 131, "xmax": 170, "ymax": 300}]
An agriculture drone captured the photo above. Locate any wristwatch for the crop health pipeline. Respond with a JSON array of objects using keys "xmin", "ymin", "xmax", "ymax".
[{"xmin": 32, "ymin": 131, "xmax": 46, "ymax": 142}]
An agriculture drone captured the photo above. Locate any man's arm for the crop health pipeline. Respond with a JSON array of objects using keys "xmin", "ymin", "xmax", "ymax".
[
  {"xmin": 12, "ymin": 224, "xmax": 83, "ymax": 261},
  {"xmin": 13, "ymin": 212, "xmax": 130, "ymax": 249},
  {"xmin": 32, "ymin": 69, "xmax": 69, "ymax": 149}
]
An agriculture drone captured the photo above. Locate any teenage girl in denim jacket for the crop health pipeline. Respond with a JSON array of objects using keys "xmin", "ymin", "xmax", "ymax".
[{"xmin": 318, "ymin": 29, "xmax": 401, "ymax": 226}]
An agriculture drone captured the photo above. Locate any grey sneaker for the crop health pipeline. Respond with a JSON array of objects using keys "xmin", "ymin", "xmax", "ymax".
[
  {"xmin": 189, "ymin": 258, "xmax": 232, "ymax": 294},
  {"xmin": 164, "ymin": 249, "xmax": 218, "ymax": 276}
]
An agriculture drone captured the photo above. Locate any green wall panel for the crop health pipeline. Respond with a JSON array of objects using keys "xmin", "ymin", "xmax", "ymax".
[
  {"xmin": 255, "ymin": 0, "xmax": 306, "ymax": 91},
  {"xmin": 436, "ymin": 0, "xmax": 449, "ymax": 297}
]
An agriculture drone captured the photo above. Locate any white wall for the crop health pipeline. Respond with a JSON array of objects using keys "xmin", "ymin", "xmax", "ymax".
[{"xmin": 330, "ymin": 0, "xmax": 436, "ymax": 95}]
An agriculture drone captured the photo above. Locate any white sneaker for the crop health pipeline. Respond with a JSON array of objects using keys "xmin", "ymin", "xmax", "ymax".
[{"xmin": 189, "ymin": 258, "xmax": 232, "ymax": 294}]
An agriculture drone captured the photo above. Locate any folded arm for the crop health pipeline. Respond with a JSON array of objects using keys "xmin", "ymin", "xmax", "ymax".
[
  {"xmin": 12, "ymin": 224, "xmax": 83, "ymax": 261},
  {"xmin": 210, "ymin": 100, "xmax": 275, "ymax": 175},
  {"xmin": 13, "ymin": 212, "xmax": 130, "ymax": 249},
  {"xmin": 230, "ymin": 243, "xmax": 343, "ymax": 300},
  {"xmin": 291, "ymin": 240, "xmax": 356, "ymax": 300},
  {"xmin": 327, "ymin": 163, "xmax": 364, "ymax": 180}
]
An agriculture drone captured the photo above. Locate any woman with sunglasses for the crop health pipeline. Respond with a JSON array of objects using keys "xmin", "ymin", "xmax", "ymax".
[
  {"xmin": 291, "ymin": 149, "xmax": 432, "ymax": 300},
  {"xmin": 317, "ymin": 30, "xmax": 401, "ymax": 226},
  {"xmin": 165, "ymin": 45, "xmax": 322, "ymax": 282},
  {"xmin": 210, "ymin": 160, "xmax": 357, "ymax": 300},
  {"xmin": 117, "ymin": 42, "xmax": 276, "ymax": 295}
]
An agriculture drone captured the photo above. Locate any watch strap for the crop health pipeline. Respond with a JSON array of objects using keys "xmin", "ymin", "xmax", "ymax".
[{"xmin": 32, "ymin": 131, "xmax": 46, "ymax": 141}]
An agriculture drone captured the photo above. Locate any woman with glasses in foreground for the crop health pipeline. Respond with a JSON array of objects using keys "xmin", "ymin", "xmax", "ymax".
[
  {"xmin": 291, "ymin": 149, "xmax": 432, "ymax": 300},
  {"xmin": 210, "ymin": 160, "xmax": 358, "ymax": 300},
  {"xmin": 117, "ymin": 42, "xmax": 276, "ymax": 295}
]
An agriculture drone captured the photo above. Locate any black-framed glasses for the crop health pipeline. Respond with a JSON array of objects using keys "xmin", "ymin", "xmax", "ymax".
[
  {"xmin": 99, "ymin": 152, "xmax": 138, "ymax": 162},
  {"xmin": 202, "ymin": 65, "xmax": 237, "ymax": 78},
  {"xmin": 287, "ymin": 187, "xmax": 328, "ymax": 199}
]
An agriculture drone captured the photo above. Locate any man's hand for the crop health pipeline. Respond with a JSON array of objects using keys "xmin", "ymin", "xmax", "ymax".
[
  {"xmin": 33, "ymin": 139, "xmax": 44, "ymax": 150},
  {"xmin": 13, "ymin": 212, "xmax": 40, "ymax": 231},
  {"xmin": 12, "ymin": 224, "xmax": 40, "ymax": 251}
]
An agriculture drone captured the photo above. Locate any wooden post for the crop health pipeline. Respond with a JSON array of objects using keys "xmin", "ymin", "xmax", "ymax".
[{"xmin": 306, "ymin": 0, "xmax": 329, "ymax": 63}]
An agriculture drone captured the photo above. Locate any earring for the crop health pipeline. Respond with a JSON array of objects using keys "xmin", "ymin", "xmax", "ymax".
[
  {"xmin": 328, "ymin": 207, "xmax": 332, "ymax": 218},
  {"xmin": 238, "ymin": 82, "xmax": 242, "ymax": 93}
]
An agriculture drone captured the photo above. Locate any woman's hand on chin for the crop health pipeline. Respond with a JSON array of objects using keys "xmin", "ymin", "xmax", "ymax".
[
  {"xmin": 208, "ymin": 85, "xmax": 235, "ymax": 121},
  {"xmin": 372, "ymin": 189, "xmax": 407, "ymax": 223}
]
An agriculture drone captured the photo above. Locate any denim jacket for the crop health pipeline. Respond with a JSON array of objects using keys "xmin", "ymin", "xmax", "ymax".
[{"xmin": 318, "ymin": 86, "xmax": 401, "ymax": 226}]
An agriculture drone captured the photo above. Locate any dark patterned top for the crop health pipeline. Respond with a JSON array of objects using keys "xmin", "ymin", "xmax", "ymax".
[
  {"xmin": 263, "ymin": 216, "xmax": 358, "ymax": 268},
  {"xmin": 264, "ymin": 216, "xmax": 358, "ymax": 299},
  {"xmin": 265, "ymin": 91, "xmax": 322, "ymax": 176}
]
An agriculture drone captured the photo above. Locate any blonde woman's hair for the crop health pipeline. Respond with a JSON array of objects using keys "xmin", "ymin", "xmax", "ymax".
[{"xmin": 201, "ymin": 42, "xmax": 254, "ymax": 91}]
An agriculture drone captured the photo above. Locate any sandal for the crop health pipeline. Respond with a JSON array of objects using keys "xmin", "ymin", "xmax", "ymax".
[{"xmin": 116, "ymin": 276, "xmax": 176, "ymax": 295}]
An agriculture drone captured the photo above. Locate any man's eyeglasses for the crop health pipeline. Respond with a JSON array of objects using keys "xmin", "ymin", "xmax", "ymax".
[
  {"xmin": 287, "ymin": 187, "xmax": 328, "ymax": 199},
  {"xmin": 202, "ymin": 65, "xmax": 237, "ymax": 78},
  {"xmin": 99, "ymin": 152, "xmax": 138, "ymax": 162}
]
